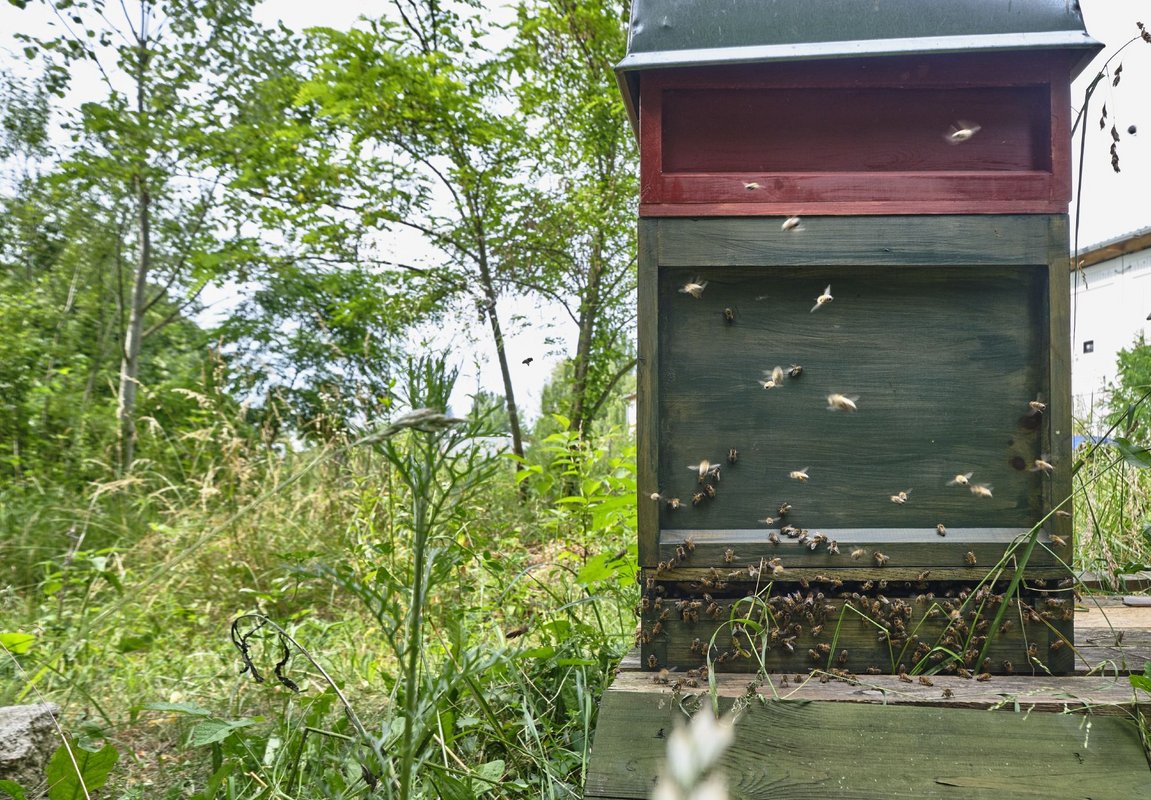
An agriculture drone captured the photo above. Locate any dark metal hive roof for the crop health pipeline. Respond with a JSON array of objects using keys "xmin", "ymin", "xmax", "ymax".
[{"xmin": 615, "ymin": 0, "xmax": 1102, "ymax": 126}]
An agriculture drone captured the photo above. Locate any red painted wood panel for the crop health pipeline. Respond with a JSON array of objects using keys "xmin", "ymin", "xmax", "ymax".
[{"xmin": 637, "ymin": 52, "xmax": 1078, "ymax": 215}]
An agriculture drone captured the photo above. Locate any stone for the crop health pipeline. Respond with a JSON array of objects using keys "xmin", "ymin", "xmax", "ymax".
[{"xmin": 0, "ymin": 704, "xmax": 61, "ymax": 794}]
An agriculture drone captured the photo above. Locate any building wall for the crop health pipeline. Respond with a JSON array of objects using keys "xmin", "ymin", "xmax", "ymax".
[{"xmin": 1071, "ymin": 245, "xmax": 1151, "ymax": 430}]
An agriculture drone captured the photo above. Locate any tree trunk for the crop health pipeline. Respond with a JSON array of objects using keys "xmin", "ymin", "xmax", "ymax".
[
  {"xmin": 567, "ymin": 229, "xmax": 605, "ymax": 436},
  {"xmin": 116, "ymin": 36, "xmax": 151, "ymax": 473}
]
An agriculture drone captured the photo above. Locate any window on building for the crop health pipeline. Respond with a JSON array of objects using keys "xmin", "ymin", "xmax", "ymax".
[{"xmin": 1083, "ymin": 340, "xmax": 1094, "ymax": 353}]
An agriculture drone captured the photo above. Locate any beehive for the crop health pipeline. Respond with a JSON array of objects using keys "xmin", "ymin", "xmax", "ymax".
[{"xmin": 617, "ymin": 0, "xmax": 1101, "ymax": 676}]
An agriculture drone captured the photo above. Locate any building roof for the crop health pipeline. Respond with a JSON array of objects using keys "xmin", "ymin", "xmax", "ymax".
[
  {"xmin": 1077, "ymin": 225, "xmax": 1151, "ymax": 269},
  {"xmin": 615, "ymin": 0, "xmax": 1102, "ymax": 129}
]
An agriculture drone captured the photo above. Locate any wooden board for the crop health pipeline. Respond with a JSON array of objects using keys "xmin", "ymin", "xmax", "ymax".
[{"xmin": 585, "ymin": 692, "xmax": 1151, "ymax": 799}]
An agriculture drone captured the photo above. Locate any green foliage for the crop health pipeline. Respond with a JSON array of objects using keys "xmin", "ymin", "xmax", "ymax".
[
  {"xmin": 1106, "ymin": 333, "xmax": 1151, "ymax": 437},
  {"xmin": 45, "ymin": 736, "xmax": 119, "ymax": 800}
]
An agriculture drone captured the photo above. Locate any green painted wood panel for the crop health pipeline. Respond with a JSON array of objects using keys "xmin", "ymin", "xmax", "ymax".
[
  {"xmin": 585, "ymin": 693, "xmax": 1151, "ymax": 799},
  {"xmin": 654, "ymin": 263, "xmax": 1050, "ymax": 532}
]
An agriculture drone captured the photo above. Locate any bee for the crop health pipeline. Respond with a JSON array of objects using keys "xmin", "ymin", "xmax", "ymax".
[
  {"xmin": 851, "ymin": 548, "xmax": 868, "ymax": 560},
  {"xmin": 688, "ymin": 460, "xmax": 720, "ymax": 482},
  {"xmin": 936, "ymin": 523, "xmax": 947, "ymax": 537},
  {"xmin": 1055, "ymin": 510, "xmax": 1072, "ymax": 518},
  {"xmin": 918, "ymin": 676, "xmax": 934, "ymax": 687},
  {"xmin": 649, "ymin": 492, "xmax": 663, "ymax": 502},
  {"xmin": 647, "ymin": 654, "xmax": 659, "ymax": 669},
  {"xmin": 837, "ymin": 649, "xmax": 849, "ymax": 665},
  {"xmin": 722, "ymin": 307, "xmax": 737, "ymax": 326},
  {"xmin": 866, "ymin": 667, "xmax": 882, "ymax": 675},
  {"xmin": 760, "ymin": 366, "xmax": 785, "ymax": 389},
  {"xmin": 778, "ymin": 502, "xmax": 792, "ymax": 517},
  {"xmin": 1030, "ymin": 457, "xmax": 1054, "ymax": 474},
  {"xmin": 964, "ymin": 551, "xmax": 978, "ymax": 566},
  {"xmin": 1002, "ymin": 660, "xmax": 1014, "ymax": 675},
  {"xmin": 679, "ymin": 278, "xmax": 708, "ymax": 299},
  {"xmin": 703, "ymin": 482, "xmax": 717, "ymax": 499},
  {"xmin": 724, "ymin": 548, "xmax": 736, "ymax": 563},
  {"xmin": 947, "ymin": 472, "xmax": 973, "ymax": 487},
  {"xmin": 760, "ymin": 515, "xmax": 777, "ymax": 526},
  {"xmin": 890, "ymin": 489, "xmax": 911, "ymax": 505},
  {"xmin": 898, "ymin": 671, "xmax": 913, "ymax": 683},
  {"xmin": 781, "ymin": 215, "xmax": 802, "ymax": 231},
  {"xmin": 810, "ymin": 284, "xmax": 833, "ymax": 312},
  {"xmin": 771, "ymin": 561, "xmax": 786, "ymax": 577},
  {"xmin": 768, "ymin": 531, "xmax": 781, "ymax": 545},
  {"xmin": 826, "ymin": 393, "xmax": 858, "ymax": 412},
  {"xmin": 1049, "ymin": 534, "xmax": 1068, "ymax": 548},
  {"xmin": 969, "ymin": 484, "xmax": 994, "ymax": 498},
  {"xmin": 744, "ymin": 181, "xmax": 761, "ymax": 190},
  {"xmin": 691, "ymin": 491, "xmax": 706, "ymax": 506},
  {"xmin": 781, "ymin": 636, "xmax": 796, "ymax": 652},
  {"xmin": 942, "ymin": 688, "xmax": 955, "ymax": 699},
  {"xmin": 789, "ymin": 467, "xmax": 810, "ymax": 482},
  {"xmin": 781, "ymin": 524, "xmax": 799, "ymax": 538},
  {"xmin": 1050, "ymin": 639, "xmax": 1066, "ymax": 652},
  {"xmin": 944, "ymin": 120, "xmax": 981, "ymax": 144},
  {"xmin": 916, "ymin": 570, "xmax": 931, "ymax": 582},
  {"xmin": 976, "ymin": 672, "xmax": 991, "ymax": 682},
  {"xmin": 1028, "ymin": 398, "xmax": 1047, "ymax": 414},
  {"xmin": 786, "ymin": 364, "xmax": 804, "ymax": 380},
  {"xmin": 727, "ymin": 447, "xmax": 738, "ymax": 464},
  {"xmin": 685, "ymin": 536, "xmax": 695, "ymax": 552},
  {"xmin": 873, "ymin": 551, "xmax": 889, "ymax": 567},
  {"xmin": 666, "ymin": 497, "xmax": 683, "ymax": 510},
  {"xmin": 826, "ymin": 540, "xmax": 840, "ymax": 555},
  {"xmin": 1027, "ymin": 642, "xmax": 1039, "ymax": 659},
  {"xmin": 652, "ymin": 621, "xmax": 664, "ymax": 636}
]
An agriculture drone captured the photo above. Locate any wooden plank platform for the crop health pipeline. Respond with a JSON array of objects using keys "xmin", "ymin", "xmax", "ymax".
[{"xmin": 586, "ymin": 598, "xmax": 1151, "ymax": 799}]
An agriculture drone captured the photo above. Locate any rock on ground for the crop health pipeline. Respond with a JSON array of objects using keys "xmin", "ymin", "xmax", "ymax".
[{"xmin": 0, "ymin": 704, "xmax": 61, "ymax": 794}]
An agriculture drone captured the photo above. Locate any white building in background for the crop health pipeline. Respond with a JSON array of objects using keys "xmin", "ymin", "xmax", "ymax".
[{"xmin": 1071, "ymin": 225, "xmax": 1151, "ymax": 432}]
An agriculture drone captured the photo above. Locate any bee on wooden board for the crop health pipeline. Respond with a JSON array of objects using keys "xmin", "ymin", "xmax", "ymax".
[
  {"xmin": 890, "ymin": 489, "xmax": 912, "ymax": 505},
  {"xmin": 679, "ymin": 278, "xmax": 708, "ymax": 299},
  {"xmin": 1028, "ymin": 398, "xmax": 1047, "ymax": 415},
  {"xmin": 768, "ymin": 531, "xmax": 781, "ymax": 545},
  {"xmin": 789, "ymin": 467, "xmax": 810, "ymax": 482},
  {"xmin": 947, "ymin": 472, "xmax": 973, "ymax": 487},
  {"xmin": 936, "ymin": 523, "xmax": 947, "ymax": 537},
  {"xmin": 1030, "ymin": 456, "xmax": 1055, "ymax": 474},
  {"xmin": 873, "ymin": 551, "xmax": 890, "ymax": 567},
  {"xmin": 647, "ymin": 654, "xmax": 659, "ymax": 669},
  {"xmin": 692, "ymin": 491, "xmax": 706, "ymax": 506},
  {"xmin": 688, "ymin": 460, "xmax": 720, "ymax": 482},
  {"xmin": 727, "ymin": 447, "xmax": 739, "ymax": 464},
  {"xmin": 788, "ymin": 364, "xmax": 804, "ymax": 379},
  {"xmin": 810, "ymin": 284, "xmax": 833, "ymax": 312},
  {"xmin": 724, "ymin": 548, "xmax": 737, "ymax": 563},
  {"xmin": 826, "ymin": 393, "xmax": 858, "ymax": 412},
  {"xmin": 918, "ymin": 676, "xmax": 934, "ymax": 687},
  {"xmin": 722, "ymin": 307, "xmax": 736, "ymax": 324},
  {"xmin": 944, "ymin": 120, "xmax": 981, "ymax": 144},
  {"xmin": 964, "ymin": 551, "xmax": 978, "ymax": 566},
  {"xmin": 703, "ymin": 483, "xmax": 717, "ymax": 499}
]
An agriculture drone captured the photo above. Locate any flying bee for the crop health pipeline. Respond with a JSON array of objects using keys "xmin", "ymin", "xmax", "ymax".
[
  {"xmin": 1055, "ymin": 510, "xmax": 1071, "ymax": 518},
  {"xmin": 1028, "ymin": 398, "xmax": 1046, "ymax": 414},
  {"xmin": 873, "ymin": 551, "xmax": 889, "ymax": 566},
  {"xmin": 760, "ymin": 515, "xmax": 777, "ymax": 526},
  {"xmin": 760, "ymin": 366, "xmax": 785, "ymax": 390},
  {"xmin": 722, "ymin": 307, "xmax": 736, "ymax": 324},
  {"xmin": 969, "ymin": 484, "xmax": 994, "ymax": 498},
  {"xmin": 964, "ymin": 551, "xmax": 978, "ymax": 566},
  {"xmin": 810, "ymin": 284, "xmax": 833, "ymax": 312},
  {"xmin": 890, "ymin": 489, "xmax": 912, "ymax": 505},
  {"xmin": 781, "ymin": 215, "xmax": 802, "ymax": 231},
  {"xmin": 778, "ymin": 502, "xmax": 792, "ymax": 516},
  {"xmin": 768, "ymin": 531, "xmax": 781, "ymax": 545},
  {"xmin": 688, "ymin": 459, "xmax": 720, "ymax": 482},
  {"xmin": 936, "ymin": 523, "xmax": 947, "ymax": 537},
  {"xmin": 851, "ymin": 548, "xmax": 868, "ymax": 560},
  {"xmin": 679, "ymin": 278, "xmax": 708, "ymax": 299},
  {"xmin": 1030, "ymin": 456, "xmax": 1055, "ymax": 474},
  {"xmin": 649, "ymin": 492, "xmax": 663, "ymax": 502},
  {"xmin": 947, "ymin": 472, "xmax": 973, "ymax": 487},
  {"xmin": 666, "ymin": 497, "xmax": 683, "ymax": 510},
  {"xmin": 724, "ymin": 548, "xmax": 736, "ymax": 563},
  {"xmin": 685, "ymin": 536, "xmax": 695, "ymax": 552},
  {"xmin": 826, "ymin": 540, "xmax": 840, "ymax": 555},
  {"xmin": 826, "ymin": 393, "xmax": 858, "ymax": 412},
  {"xmin": 744, "ymin": 181, "xmax": 761, "ymax": 191},
  {"xmin": 944, "ymin": 120, "xmax": 981, "ymax": 144},
  {"xmin": 1049, "ymin": 534, "xmax": 1068, "ymax": 548},
  {"xmin": 789, "ymin": 467, "xmax": 810, "ymax": 482},
  {"xmin": 727, "ymin": 447, "xmax": 738, "ymax": 464},
  {"xmin": 691, "ymin": 491, "xmax": 706, "ymax": 506}
]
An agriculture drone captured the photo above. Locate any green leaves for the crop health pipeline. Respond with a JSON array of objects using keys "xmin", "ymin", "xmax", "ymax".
[
  {"xmin": 1112, "ymin": 436, "xmax": 1151, "ymax": 468},
  {"xmin": 0, "ymin": 632, "xmax": 36, "ymax": 654},
  {"xmin": 45, "ymin": 737, "xmax": 119, "ymax": 800},
  {"xmin": 1130, "ymin": 661, "xmax": 1151, "ymax": 694}
]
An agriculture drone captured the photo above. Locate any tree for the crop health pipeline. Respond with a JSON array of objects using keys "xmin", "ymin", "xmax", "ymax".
[
  {"xmin": 512, "ymin": 0, "xmax": 638, "ymax": 437},
  {"xmin": 1107, "ymin": 332, "xmax": 1151, "ymax": 438}
]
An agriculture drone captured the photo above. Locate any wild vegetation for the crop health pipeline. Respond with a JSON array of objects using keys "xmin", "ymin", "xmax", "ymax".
[{"xmin": 2, "ymin": 1, "xmax": 1151, "ymax": 798}]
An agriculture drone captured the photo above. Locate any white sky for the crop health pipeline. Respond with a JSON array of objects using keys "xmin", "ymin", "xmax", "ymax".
[{"xmin": 2, "ymin": 0, "xmax": 1148, "ymax": 421}]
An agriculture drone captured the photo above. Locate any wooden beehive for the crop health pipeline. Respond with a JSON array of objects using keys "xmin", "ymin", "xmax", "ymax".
[{"xmin": 617, "ymin": 0, "xmax": 1102, "ymax": 677}]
